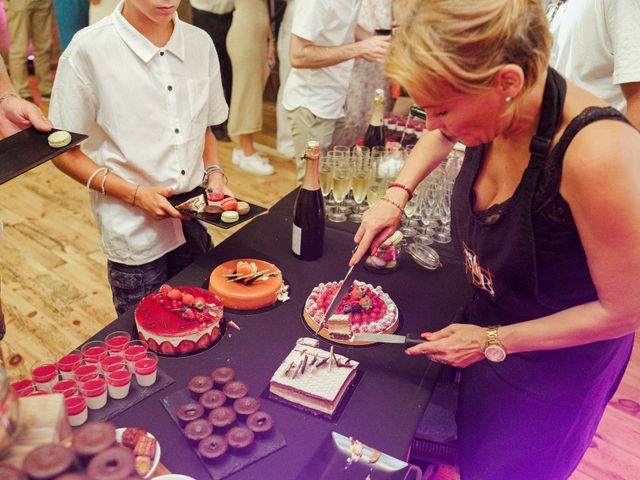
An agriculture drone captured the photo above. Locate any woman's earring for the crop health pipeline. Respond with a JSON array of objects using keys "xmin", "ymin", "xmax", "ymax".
[{"xmin": 505, "ymin": 96, "xmax": 512, "ymax": 102}]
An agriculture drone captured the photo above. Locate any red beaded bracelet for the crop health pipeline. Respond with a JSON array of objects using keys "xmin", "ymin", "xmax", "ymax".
[{"xmin": 387, "ymin": 183, "xmax": 413, "ymax": 200}]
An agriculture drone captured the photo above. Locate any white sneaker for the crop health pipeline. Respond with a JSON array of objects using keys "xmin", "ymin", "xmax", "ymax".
[
  {"xmin": 232, "ymin": 148, "xmax": 243, "ymax": 165},
  {"xmin": 240, "ymin": 153, "xmax": 275, "ymax": 176}
]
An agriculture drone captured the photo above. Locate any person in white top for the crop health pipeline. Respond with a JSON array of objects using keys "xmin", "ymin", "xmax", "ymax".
[
  {"xmin": 547, "ymin": 0, "xmax": 640, "ymax": 129},
  {"xmin": 283, "ymin": 0, "xmax": 390, "ymax": 183},
  {"xmin": 48, "ymin": 0, "xmax": 230, "ymax": 315}
]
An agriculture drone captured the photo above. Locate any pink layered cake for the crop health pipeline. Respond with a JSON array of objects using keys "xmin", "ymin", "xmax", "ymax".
[
  {"xmin": 303, "ymin": 280, "xmax": 398, "ymax": 344},
  {"xmin": 135, "ymin": 285, "xmax": 224, "ymax": 355},
  {"xmin": 269, "ymin": 338, "xmax": 359, "ymax": 416}
]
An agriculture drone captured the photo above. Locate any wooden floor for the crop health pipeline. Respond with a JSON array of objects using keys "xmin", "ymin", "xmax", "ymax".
[{"xmin": 0, "ymin": 99, "xmax": 638, "ymax": 479}]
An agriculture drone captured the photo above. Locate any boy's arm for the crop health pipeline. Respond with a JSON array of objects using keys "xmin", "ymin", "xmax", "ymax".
[
  {"xmin": 202, "ymin": 128, "xmax": 233, "ymax": 197},
  {"xmin": 52, "ymin": 147, "xmax": 185, "ymax": 221}
]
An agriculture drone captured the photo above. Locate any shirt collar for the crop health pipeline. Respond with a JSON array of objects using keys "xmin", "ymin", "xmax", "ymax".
[{"xmin": 112, "ymin": 1, "xmax": 185, "ymax": 63}]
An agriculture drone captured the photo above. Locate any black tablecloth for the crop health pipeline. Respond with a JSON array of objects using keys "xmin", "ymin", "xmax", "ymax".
[{"xmin": 89, "ymin": 189, "xmax": 471, "ymax": 479}]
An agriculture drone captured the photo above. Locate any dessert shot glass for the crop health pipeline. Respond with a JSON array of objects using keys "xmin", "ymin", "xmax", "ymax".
[
  {"xmin": 52, "ymin": 379, "xmax": 79, "ymax": 398},
  {"xmin": 10, "ymin": 378, "xmax": 36, "ymax": 397},
  {"xmin": 57, "ymin": 350, "xmax": 83, "ymax": 380},
  {"xmin": 100, "ymin": 354, "xmax": 126, "ymax": 374},
  {"xmin": 74, "ymin": 364, "xmax": 99, "ymax": 384},
  {"xmin": 124, "ymin": 340, "xmax": 148, "ymax": 372},
  {"xmin": 80, "ymin": 374, "xmax": 108, "ymax": 410},
  {"xmin": 31, "ymin": 360, "xmax": 59, "ymax": 393},
  {"xmin": 81, "ymin": 341, "xmax": 108, "ymax": 369},
  {"xmin": 134, "ymin": 352, "xmax": 158, "ymax": 387},
  {"xmin": 106, "ymin": 368, "xmax": 132, "ymax": 400},
  {"xmin": 65, "ymin": 395, "xmax": 88, "ymax": 427},
  {"xmin": 105, "ymin": 331, "xmax": 132, "ymax": 354}
]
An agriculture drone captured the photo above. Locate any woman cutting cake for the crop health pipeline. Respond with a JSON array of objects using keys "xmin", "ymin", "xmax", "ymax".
[{"xmin": 350, "ymin": 0, "xmax": 640, "ymax": 478}]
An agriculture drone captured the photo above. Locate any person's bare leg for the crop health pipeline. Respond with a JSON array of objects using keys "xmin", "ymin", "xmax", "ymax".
[{"xmin": 236, "ymin": 134, "xmax": 256, "ymax": 156}]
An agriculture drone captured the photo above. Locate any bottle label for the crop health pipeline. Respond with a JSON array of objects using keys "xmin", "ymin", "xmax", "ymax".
[{"xmin": 292, "ymin": 224, "xmax": 302, "ymax": 255}]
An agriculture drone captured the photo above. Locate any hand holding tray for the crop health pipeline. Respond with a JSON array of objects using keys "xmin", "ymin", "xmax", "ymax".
[{"xmin": 0, "ymin": 127, "xmax": 88, "ymax": 185}]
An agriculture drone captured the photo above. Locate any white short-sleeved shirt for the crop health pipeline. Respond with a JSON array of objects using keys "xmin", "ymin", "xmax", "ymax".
[
  {"xmin": 282, "ymin": 0, "xmax": 363, "ymax": 119},
  {"xmin": 48, "ymin": 2, "xmax": 228, "ymax": 265},
  {"xmin": 190, "ymin": 0, "xmax": 234, "ymax": 14},
  {"xmin": 548, "ymin": 0, "xmax": 640, "ymax": 112}
]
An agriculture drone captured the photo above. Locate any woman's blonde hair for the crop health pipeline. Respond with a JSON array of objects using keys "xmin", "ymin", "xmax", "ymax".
[{"xmin": 386, "ymin": 0, "xmax": 551, "ymax": 101}]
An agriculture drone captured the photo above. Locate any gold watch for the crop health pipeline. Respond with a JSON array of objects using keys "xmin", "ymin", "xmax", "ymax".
[{"xmin": 483, "ymin": 325, "xmax": 506, "ymax": 362}]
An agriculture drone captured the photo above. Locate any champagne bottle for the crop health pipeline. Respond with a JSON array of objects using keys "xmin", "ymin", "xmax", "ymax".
[
  {"xmin": 363, "ymin": 88, "xmax": 386, "ymax": 149},
  {"xmin": 292, "ymin": 140, "xmax": 325, "ymax": 260}
]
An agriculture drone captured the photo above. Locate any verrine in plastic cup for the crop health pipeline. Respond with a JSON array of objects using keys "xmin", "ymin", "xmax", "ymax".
[
  {"xmin": 57, "ymin": 350, "xmax": 83, "ymax": 380},
  {"xmin": 134, "ymin": 352, "xmax": 158, "ymax": 387},
  {"xmin": 74, "ymin": 363, "xmax": 99, "ymax": 383},
  {"xmin": 31, "ymin": 360, "xmax": 58, "ymax": 393},
  {"xmin": 81, "ymin": 375, "xmax": 108, "ymax": 410},
  {"xmin": 65, "ymin": 395, "xmax": 88, "ymax": 427},
  {"xmin": 81, "ymin": 341, "xmax": 108, "ymax": 369},
  {"xmin": 101, "ymin": 354, "xmax": 126, "ymax": 374},
  {"xmin": 105, "ymin": 331, "xmax": 131, "ymax": 354},
  {"xmin": 106, "ymin": 368, "xmax": 132, "ymax": 400},
  {"xmin": 11, "ymin": 378, "xmax": 36, "ymax": 397},
  {"xmin": 52, "ymin": 379, "xmax": 79, "ymax": 398},
  {"xmin": 124, "ymin": 340, "xmax": 148, "ymax": 372}
]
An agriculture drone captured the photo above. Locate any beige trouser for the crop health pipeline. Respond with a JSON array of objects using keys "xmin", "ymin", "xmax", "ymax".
[
  {"xmin": 287, "ymin": 107, "xmax": 345, "ymax": 184},
  {"xmin": 4, "ymin": 0, "xmax": 53, "ymax": 99}
]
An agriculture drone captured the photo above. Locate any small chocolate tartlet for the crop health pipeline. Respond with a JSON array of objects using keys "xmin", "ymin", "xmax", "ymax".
[
  {"xmin": 246, "ymin": 411, "xmax": 274, "ymax": 438},
  {"xmin": 207, "ymin": 406, "xmax": 237, "ymax": 431},
  {"xmin": 0, "ymin": 463, "xmax": 25, "ymax": 480},
  {"xmin": 22, "ymin": 443, "xmax": 76, "ymax": 479},
  {"xmin": 188, "ymin": 375, "xmax": 214, "ymax": 399},
  {"xmin": 225, "ymin": 426, "xmax": 255, "ymax": 453},
  {"xmin": 72, "ymin": 421, "xmax": 117, "ymax": 458},
  {"xmin": 197, "ymin": 435, "xmax": 228, "ymax": 464},
  {"xmin": 176, "ymin": 402, "xmax": 205, "ymax": 426},
  {"xmin": 184, "ymin": 418, "xmax": 213, "ymax": 446},
  {"xmin": 211, "ymin": 367, "xmax": 235, "ymax": 386},
  {"xmin": 86, "ymin": 447, "xmax": 135, "ymax": 480},
  {"xmin": 200, "ymin": 389, "xmax": 226, "ymax": 412},
  {"xmin": 233, "ymin": 396, "xmax": 260, "ymax": 418},
  {"xmin": 222, "ymin": 380, "xmax": 248, "ymax": 402}
]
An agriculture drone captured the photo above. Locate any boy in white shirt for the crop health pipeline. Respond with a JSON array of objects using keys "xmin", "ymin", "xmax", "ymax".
[{"xmin": 49, "ymin": 0, "xmax": 230, "ymax": 315}]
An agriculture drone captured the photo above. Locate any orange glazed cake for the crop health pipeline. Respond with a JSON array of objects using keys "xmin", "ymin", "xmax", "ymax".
[
  {"xmin": 135, "ymin": 285, "xmax": 223, "ymax": 355},
  {"xmin": 209, "ymin": 259, "xmax": 288, "ymax": 310}
]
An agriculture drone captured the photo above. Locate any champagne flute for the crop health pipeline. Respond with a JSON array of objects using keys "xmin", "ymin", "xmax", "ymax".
[
  {"xmin": 328, "ymin": 153, "xmax": 352, "ymax": 223},
  {"xmin": 334, "ymin": 145, "xmax": 356, "ymax": 208},
  {"xmin": 399, "ymin": 180, "xmax": 425, "ymax": 237},
  {"xmin": 366, "ymin": 154, "xmax": 388, "ymax": 207},
  {"xmin": 319, "ymin": 153, "xmax": 336, "ymax": 213},
  {"xmin": 348, "ymin": 153, "xmax": 372, "ymax": 223}
]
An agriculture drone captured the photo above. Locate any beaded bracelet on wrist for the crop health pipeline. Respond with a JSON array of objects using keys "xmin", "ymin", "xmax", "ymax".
[
  {"xmin": 387, "ymin": 183, "xmax": 413, "ymax": 200},
  {"xmin": 379, "ymin": 196, "xmax": 403, "ymax": 212}
]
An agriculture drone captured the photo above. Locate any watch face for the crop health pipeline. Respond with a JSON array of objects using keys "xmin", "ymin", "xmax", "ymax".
[{"xmin": 485, "ymin": 345, "xmax": 506, "ymax": 362}]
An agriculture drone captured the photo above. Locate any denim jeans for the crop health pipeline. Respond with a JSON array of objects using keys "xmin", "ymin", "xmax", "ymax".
[{"xmin": 107, "ymin": 220, "xmax": 212, "ymax": 316}]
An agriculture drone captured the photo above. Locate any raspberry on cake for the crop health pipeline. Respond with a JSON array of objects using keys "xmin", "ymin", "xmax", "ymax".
[
  {"xmin": 269, "ymin": 338, "xmax": 359, "ymax": 417},
  {"xmin": 303, "ymin": 280, "xmax": 398, "ymax": 345},
  {"xmin": 135, "ymin": 285, "xmax": 224, "ymax": 355},
  {"xmin": 209, "ymin": 259, "xmax": 288, "ymax": 310}
]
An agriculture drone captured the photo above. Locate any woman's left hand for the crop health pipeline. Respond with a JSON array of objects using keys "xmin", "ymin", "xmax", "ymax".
[
  {"xmin": 405, "ymin": 323, "xmax": 487, "ymax": 368},
  {"xmin": 207, "ymin": 171, "xmax": 233, "ymax": 198}
]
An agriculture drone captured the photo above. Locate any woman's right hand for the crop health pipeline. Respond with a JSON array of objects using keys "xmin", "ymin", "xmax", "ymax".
[
  {"xmin": 134, "ymin": 186, "xmax": 187, "ymax": 221},
  {"xmin": 350, "ymin": 195, "xmax": 404, "ymax": 266}
]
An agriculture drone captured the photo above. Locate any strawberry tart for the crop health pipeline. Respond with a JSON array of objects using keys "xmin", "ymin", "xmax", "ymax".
[
  {"xmin": 209, "ymin": 259, "xmax": 289, "ymax": 310},
  {"xmin": 303, "ymin": 280, "xmax": 398, "ymax": 345},
  {"xmin": 135, "ymin": 285, "xmax": 224, "ymax": 355}
]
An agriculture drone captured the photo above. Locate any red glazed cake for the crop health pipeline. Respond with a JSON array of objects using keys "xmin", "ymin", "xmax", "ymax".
[
  {"xmin": 303, "ymin": 280, "xmax": 398, "ymax": 344},
  {"xmin": 135, "ymin": 285, "xmax": 224, "ymax": 355},
  {"xmin": 208, "ymin": 259, "xmax": 288, "ymax": 310}
]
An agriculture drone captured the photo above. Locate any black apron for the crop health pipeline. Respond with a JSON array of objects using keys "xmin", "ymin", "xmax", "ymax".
[{"xmin": 450, "ymin": 69, "xmax": 634, "ymax": 479}]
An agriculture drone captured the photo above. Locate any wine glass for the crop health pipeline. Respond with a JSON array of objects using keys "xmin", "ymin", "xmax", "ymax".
[
  {"xmin": 328, "ymin": 153, "xmax": 351, "ymax": 223},
  {"xmin": 399, "ymin": 180, "xmax": 425, "ymax": 237},
  {"xmin": 319, "ymin": 153, "xmax": 336, "ymax": 213},
  {"xmin": 366, "ymin": 154, "xmax": 388, "ymax": 208},
  {"xmin": 348, "ymin": 153, "xmax": 372, "ymax": 223},
  {"xmin": 332, "ymin": 146, "xmax": 355, "ymax": 210}
]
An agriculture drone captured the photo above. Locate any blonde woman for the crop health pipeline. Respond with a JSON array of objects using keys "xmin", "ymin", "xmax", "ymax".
[{"xmin": 351, "ymin": 1, "xmax": 640, "ymax": 477}]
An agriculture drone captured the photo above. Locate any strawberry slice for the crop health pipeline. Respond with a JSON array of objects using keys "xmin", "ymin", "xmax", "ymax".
[
  {"xmin": 210, "ymin": 327, "xmax": 221, "ymax": 341},
  {"xmin": 160, "ymin": 341, "xmax": 176, "ymax": 355},
  {"xmin": 146, "ymin": 337, "xmax": 159, "ymax": 352},
  {"xmin": 196, "ymin": 333, "xmax": 211, "ymax": 349},
  {"xmin": 177, "ymin": 340, "xmax": 196, "ymax": 354}
]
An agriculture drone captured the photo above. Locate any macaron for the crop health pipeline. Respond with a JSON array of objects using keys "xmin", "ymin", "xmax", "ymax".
[
  {"xmin": 48, "ymin": 130, "xmax": 72, "ymax": 148},
  {"xmin": 221, "ymin": 211, "xmax": 239, "ymax": 223},
  {"xmin": 236, "ymin": 201, "xmax": 250, "ymax": 215},
  {"xmin": 220, "ymin": 197, "xmax": 238, "ymax": 211},
  {"xmin": 204, "ymin": 204, "xmax": 223, "ymax": 215}
]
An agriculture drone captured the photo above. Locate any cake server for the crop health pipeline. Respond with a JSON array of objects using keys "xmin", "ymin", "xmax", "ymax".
[
  {"xmin": 315, "ymin": 264, "xmax": 355, "ymax": 334},
  {"xmin": 351, "ymin": 332, "xmax": 426, "ymax": 346}
]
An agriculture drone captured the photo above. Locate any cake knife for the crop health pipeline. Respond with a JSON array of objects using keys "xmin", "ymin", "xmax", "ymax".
[
  {"xmin": 315, "ymin": 265, "xmax": 354, "ymax": 334},
  {"xmin": 351, "ymin": 332, "xmax": 426, "ymax": 345}
]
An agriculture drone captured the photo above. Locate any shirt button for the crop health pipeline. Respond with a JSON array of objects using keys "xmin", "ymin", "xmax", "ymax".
[
  {"xmin": 160, "ymin": 51, "xmax": 165, "ymax": 56},
  {"xmin": 181, "ymin": 169, "xmax": 186, "ymax": 175},
  {"xmin": 174, "ymin": 128, "xmax": 180, "ymax": 134},
  {"xmin": 168, "ymin": 85, "xmax": 173, "ymax": 91}
]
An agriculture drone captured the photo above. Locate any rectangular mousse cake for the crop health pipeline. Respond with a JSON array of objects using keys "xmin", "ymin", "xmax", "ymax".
[{"xmin": 269, "ymin": 338, "xmax": 359, "ymax": 416}]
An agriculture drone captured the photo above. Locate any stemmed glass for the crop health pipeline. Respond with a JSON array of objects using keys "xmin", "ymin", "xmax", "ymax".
[
  {"xmin": 399, "ymin": 180, "xmax": 425, "ymax": 237},
  {"xmin": 328, "ymin": 153, "xmax": 352, "ymax": 223},
  {"xmin": 348, "ymin": 152, "xmax": 372, "ymax": 223},
  {"xmin": 319, "ymin": 153, "xmax": 336, "ymax": 214},
  {"xmin": 333, "ymin": 146, "xmax": 355, "ymax": 210},
  {"xmin": 366, "ymin": 154, "xmax": 388, "ymax": 208}
]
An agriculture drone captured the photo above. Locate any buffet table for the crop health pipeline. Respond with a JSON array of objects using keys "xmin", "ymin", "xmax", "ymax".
[{"xmin": 87, "ymin": 189, "xmax": 471, "ymax": 479}]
